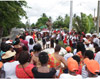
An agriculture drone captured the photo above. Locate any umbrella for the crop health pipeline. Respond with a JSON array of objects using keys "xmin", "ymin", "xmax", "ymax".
[{"xmin": 40, "ymin": 25, "xmax": 47, "ymax": 29}]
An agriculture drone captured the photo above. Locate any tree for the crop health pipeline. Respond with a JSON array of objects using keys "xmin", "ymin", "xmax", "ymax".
[
  {"xmin": 0, "ymin": 1, "xmax": 28, "ymax": 36},
  {"xmin": 31, "ymin": 23, "xmax": 35, "ymax": 28},
  {"xmin": 53, "ymin": 16, "xmax": 64, "ymax": 28},
  {"xmin": 73, "ymin": 13, "xmax": 95, "ymax": 33},
  {"xmin": 36, "ymin": 13, "xmax": 48, "ymax": 28},
  {"xmin": 63, "ymin": 14, "xmax": 70, "ymax": 28}
]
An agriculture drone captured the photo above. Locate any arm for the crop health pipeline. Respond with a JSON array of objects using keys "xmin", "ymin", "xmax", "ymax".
[{"xmin": 60, "ymin": 56, "xmax": 67, "ymax": 69}]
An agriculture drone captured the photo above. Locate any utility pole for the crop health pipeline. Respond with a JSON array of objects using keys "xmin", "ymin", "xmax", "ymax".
[
  {"xmin": 69, "ymin": 0, "xmax": 73, "ymax": 33},
  {"xmin": 94, "ymin": 8, "xmax": 96, "ymax": 20},
  {"xmin": 97, "ymin": 1, "xmax": 100, "ymax": 34}
]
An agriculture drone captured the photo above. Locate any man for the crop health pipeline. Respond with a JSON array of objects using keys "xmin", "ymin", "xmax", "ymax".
[
  {"xmin": 84, "ymin": 58, "xmax": 100, "ymax": 79},
  {"xmin": 92, "ymin": 33, "xmax": 99, "ymax": 46},
  {"xmin": 60, "ymin": 57, "xmax": 82, "ymax": 79}
]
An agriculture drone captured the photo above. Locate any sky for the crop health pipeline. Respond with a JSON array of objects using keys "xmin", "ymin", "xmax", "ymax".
[{"xmin": 21, "ymin": 0, "xmax": 98, "ymax": 24}]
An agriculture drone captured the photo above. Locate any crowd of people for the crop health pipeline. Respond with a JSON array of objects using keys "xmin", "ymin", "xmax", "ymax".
[{"xmin": 0, "ymin": 29, "xmax": 100, "ymax": 79}]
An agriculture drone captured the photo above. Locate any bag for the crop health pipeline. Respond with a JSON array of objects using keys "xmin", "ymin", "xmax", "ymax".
[{"xmin": 22, "ymin": 65, "xmax": 32, "ymax": 78}]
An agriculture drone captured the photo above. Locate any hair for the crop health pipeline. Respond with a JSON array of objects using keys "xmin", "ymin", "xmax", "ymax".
[
  {"xmin": 72, "ymin": 55, "xmax": 80, "ymax": 64},
  {"xmin": 14, "ymin": 38, "xmax": 20, "ymax": 45},
  {"xmin": 77, "ymin": 42, "xmax": 86, "ymax": 56},
  {"xmin": 6, "ymin": 38, "xmax": 10, "ymax": 41},
  {"xmin": 93, "ymin": 43, "xmax": 98, "ymax": 48},
  {"xmin": 2, "ymin": 38, "xmax": 6, "ymax": 42},
  {"xmin": 2, "ymin": 56, "xmax": 14, "ymax": 63},
  {"xmin": 18, "ymin": 51, "xmax": 30, "ymax": 65},
  {"xmin": 95, "ymin": 47, "xmax": 100, "ymax": 53},
  {"xmin": 20, "ymin": 35, "xmax": 25, "ymax": 40},
  {"xmin": 33, "ymin": 44, "xmax": 42, "ymax": 52},
  {"xmin": 22, "ymin": 45, "xmax": 28, "ymax": 51},
  {"xmin": 55, "ymin": 45, "xmax": 61, "ymax": 52},
  {"xmin": 29, "ymin": 38, "xmax": 34, "ymax": 45},
  {"xmin": 1, "ymin": 43, "xmax": 12, "ymax": 52},
  {"xmin": 39, "ymin": 52, "xmax": 49, "ymax": 65},
  {"xmin": 85, "ymin": 50, "xmax": 94, "ymax": 59}
]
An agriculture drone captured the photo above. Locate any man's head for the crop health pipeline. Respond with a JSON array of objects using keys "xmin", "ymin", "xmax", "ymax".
[
  {"xmin": 54, "ymin": 45, "xmax": 61, "ymax": 53},
  {"xmin": 84, "ymin": 50, "xmax": 94, "ymax": 59},
  {"xmin": 66, "ymin": 46, "xmax": 71, "ymax": 53},
  {"xmin": 72, "ymin": 55, "xmax": 80, "ymax": 64},
  {"xmin": 84, "ymin": 58, "xmax": 100, "ymax": 77},
  {"xmin": 67, "ymin": 57, "xmax": 78, "ymax": 74}
]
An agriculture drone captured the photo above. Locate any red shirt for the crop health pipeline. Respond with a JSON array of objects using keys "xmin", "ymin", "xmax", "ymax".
[
  {"xmin": 21, "ymin": 40, "xmax": 28, "ymax": 48},
  {"xmin": 16, "ymin": 64, "xmax": 34, "ymax": 78}
]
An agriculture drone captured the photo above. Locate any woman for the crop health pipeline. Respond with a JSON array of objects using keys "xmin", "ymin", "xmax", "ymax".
[
  {"xmin": 16, "ymin": 51, "xmax": 34, "ymax": 78},
  {"xmin": 48, "ymin": 45, "xmax": 67, "ymax": 77},
  {"xmin": 13, "ymin": 38, "xmax": 23, "ymax": 60},
  {"xmin": 76, "ymin": 42, "xmax": 86, "ymax": 67},
  {"xmin": 30, "ymin": 44, "xmax": 42, "ymax": 67},
  {"xmin": 32, "ymin": 52, "xmax": 56, "ymax": 78},
  {"xmin": 2, "ymin": 50, "xmax": 19, "ymax": 79},
  {"xmin": 28, "ymin": 38, "xmax": 35, "ymax": 53}
]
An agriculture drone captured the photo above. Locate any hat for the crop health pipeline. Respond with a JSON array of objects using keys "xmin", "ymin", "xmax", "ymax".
[
  {"xmin": 2, "ymin": 50, "xmax": 16, "ymax": 59},
  {"xmin": 92, "ymin": 33, "xmax": 97, "ymax": 36},
  {"xmin": 0, "ymin": 62, "xmax": 3, "ymax": 68},
  {"xmin": 6, "ymin": 40, "xmax": 12, "ymax": 44},
  {"xmin": 84, "ymin": 58, "xmax": 100, "ymax": 74},
  {"xmin": 66, "ymin": 46, "xmax": 71, "ymax": 52},
  {"xmin": 86, "ymin": 33, "xmax": 92, "ymax": 37},
  {"xmin": 67, "ymin": 57, "xmax": 78, "ymax": 72}
]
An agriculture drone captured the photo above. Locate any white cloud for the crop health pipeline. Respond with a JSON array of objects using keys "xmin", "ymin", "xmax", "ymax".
[{"xmin": 21, "ymin": 0, "xmax": 98, "ymax": 24}]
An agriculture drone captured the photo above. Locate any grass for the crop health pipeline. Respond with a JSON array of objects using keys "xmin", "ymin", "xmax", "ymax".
[{"xmin": 58, "ymin": 40, "xmax": 67, "ymax": 48}]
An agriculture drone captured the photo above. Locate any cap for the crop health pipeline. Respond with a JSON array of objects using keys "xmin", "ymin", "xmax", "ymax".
[
  {"xmin": 67, "ymin": 57, "xmax": 78, "ymax": 72},
  {"xmin": 66, "ymin": 46, "xmax": 71, "ymax": 52},
  {"xmin": 84, "ymin": 58, "xmax": 100, "ymax": 74}
]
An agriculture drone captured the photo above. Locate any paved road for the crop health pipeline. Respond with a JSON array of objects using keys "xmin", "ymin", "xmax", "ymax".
[{"xmin": 0, "ymin": 28, "xmax": 22, "ymax": 43}]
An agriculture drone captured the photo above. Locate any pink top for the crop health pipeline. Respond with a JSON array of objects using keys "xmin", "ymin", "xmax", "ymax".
[{"xmin": 16, "ymin": 64, "xmax": 34, "ymax": 78}]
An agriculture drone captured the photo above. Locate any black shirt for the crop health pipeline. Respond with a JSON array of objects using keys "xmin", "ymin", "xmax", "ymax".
[{"xmin": 32, "ymin": 67, "xmax": 56, "ymax": 78}]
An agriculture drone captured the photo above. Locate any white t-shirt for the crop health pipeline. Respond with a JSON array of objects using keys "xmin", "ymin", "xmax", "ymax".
[
  {"xmin": 86, "ymin": 76, "xmax": 100, "ymax": 79},
  {"xmin": 4, "ymin": 61, "xmax": 19, "ymax": 79},
  {"xmin": 93, "ymin": 38, "xmax": 99, "ymax": 46},
  {"xmin": 82, "ymin": 65, "xmax": 88, "ymax": 78},
  {"xmin": 64, "ymin": 53, "xmax": 73, "ymax": 61},
  {"xmin": 60, "ymin": 73, "xmax": 82, "ymax": 79},
  {"xmin": 25, "ymin": 35, "xmax": 33, "ymax": 43},
  {"xmin": 95, "ymin": 51, "xmax": 100, "ymax": 64},
  {"xmin": 28, "ymin": 44, "xmax": 35, "ymax": 53}
]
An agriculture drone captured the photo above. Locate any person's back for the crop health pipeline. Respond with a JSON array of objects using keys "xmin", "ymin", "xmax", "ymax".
[
  {"xmin": 16, "ymin": 64, "xmax": 34, "ymax": 78},
  {"xmin": 4, "ymin": 61, "xmax": 19, "ymax": 78},
  {"xmin": 60, "ymin": 57, "xmax": 82, "ymax": 79},
  {"xmin": 16, "ymin": 51, "xmax": 34, "ymax": 78},
  {"xmin": 32, "ymin": 52, "xmax": 56, "ymax": 78},
  {"xmin": 64, "ymin": 46, "xmax": 73, "ymax": 61}
]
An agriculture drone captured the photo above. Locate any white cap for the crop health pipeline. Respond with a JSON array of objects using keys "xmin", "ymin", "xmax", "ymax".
[{"xmin": 6, "ymin": 40, "xmax": 12, "ymax": 44}]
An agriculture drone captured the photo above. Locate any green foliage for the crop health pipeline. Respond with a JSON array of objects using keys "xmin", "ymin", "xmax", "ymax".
[
  {"xmin": 64, "ymin": 14, "xmax": 70, "ymax": 28},
  {"xmin": 0, "ymin": 1, "xmax": 27, "ymax": 36},
  {"xmin": 35, "ymin": 13, "xmax": 48, "ymax": 28},
  {"xmin": 53, "ymin": 15, "xmax": 69, "ymax": 29},
  {"xmin": 53, "ymin": 16, "xmax": 64, "ymax": 28},
  {"xmin": 73, "ymin": 13, "xmax": 95, "ymax": 33}
]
